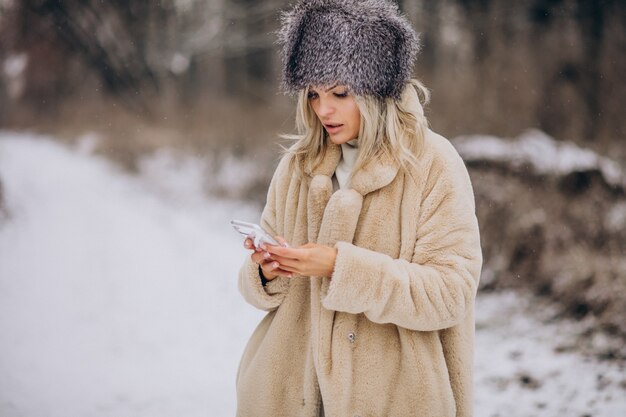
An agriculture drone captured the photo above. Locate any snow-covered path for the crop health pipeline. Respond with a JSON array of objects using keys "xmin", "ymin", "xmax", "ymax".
[{"xmin": 0, "ymin": 132, "xmax": 624, "ymax": 417}]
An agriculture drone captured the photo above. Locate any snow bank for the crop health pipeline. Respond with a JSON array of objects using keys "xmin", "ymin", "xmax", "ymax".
[{"xmin": 453, "ymin": 129, "xmax": 626, "ymax": 190}]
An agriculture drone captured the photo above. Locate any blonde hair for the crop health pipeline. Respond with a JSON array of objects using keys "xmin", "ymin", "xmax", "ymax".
[{"xmin": 279, "ymin": 79, "xmax": 431, "ymax": 184}]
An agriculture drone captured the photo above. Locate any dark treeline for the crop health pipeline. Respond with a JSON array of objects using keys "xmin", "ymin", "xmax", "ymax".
[{"xmin": 0, "ymin": 0, "xmax": 623, "ymax": 156}]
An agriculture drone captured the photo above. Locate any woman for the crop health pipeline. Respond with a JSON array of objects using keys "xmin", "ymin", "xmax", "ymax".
[{"xmin": 236, "ymin": 1, "xmax": 482, "ymax": 416}]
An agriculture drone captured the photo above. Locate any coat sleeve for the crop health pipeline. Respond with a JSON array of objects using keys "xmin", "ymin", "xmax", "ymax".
[
  {"xmin": 237, "ymin": 156, "xmax": 292, "ymax": 312},
  {"xmin": 321, "ymin": 149, "xmax": 483, "ymax": 331}
]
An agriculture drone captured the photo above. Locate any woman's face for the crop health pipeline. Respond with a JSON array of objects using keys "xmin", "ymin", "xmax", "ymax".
[{"xmin": 308, "ymin": 84, "xmax": 361, "ymax": 145}]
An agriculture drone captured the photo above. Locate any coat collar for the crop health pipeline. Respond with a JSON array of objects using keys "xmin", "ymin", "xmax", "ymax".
[
  {"xmin": 305, "ymin": 141, "xmax": 400, "ymax": 196},
  {"xmin": 305, "ymin": 141, "xmax": 400, "ymax": 246}
]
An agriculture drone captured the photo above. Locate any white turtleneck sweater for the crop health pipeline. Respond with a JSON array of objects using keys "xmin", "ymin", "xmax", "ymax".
[{"xmin": 331, "ymin": 138, "xmax": 359, "ymax": 192}]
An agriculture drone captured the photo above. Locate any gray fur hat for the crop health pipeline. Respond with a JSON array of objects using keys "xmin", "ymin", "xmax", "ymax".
[{"xmin": 276, "ymin": 0, "xmax": 421, "ymax": 100}]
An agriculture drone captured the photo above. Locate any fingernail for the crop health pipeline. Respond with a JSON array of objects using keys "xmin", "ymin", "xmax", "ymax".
[
  {"xmin": 272, "ymin": 262, "xmax": 278, "ymax": 268},
  {"xmin": 263, "ymin": 252, "xmax": 270, "ymax": 259}
]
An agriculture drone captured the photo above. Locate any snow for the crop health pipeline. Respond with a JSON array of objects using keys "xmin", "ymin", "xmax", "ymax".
[
  {"xmin": 3, "ymin": 53, "xmax": 28, "ymax": 78},
  {"xmin": 0, "ymin": 132, "xmax": 263, "ymax": 417},
  {"xmin": 474, "ymin": 291, "xmax": 625, "ymax": 417},
  {"xmin": 0, "ymin": 131, "xmax": 624, "ymax": 416},
  {"xmin": 2, "ymin": 53, "xmax": 28, "ymax": 99},
  {"xmin": 453, "ymin": 129, "xmax": 626, "ymax": 190}
]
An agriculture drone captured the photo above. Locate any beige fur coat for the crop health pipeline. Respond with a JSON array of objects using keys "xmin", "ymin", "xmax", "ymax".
[{"xmin": 236, "ymin": 128, "xmax": 483, "ymax": 417}]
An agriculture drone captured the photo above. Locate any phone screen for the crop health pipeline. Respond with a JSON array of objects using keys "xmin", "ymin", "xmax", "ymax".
[{"xmin": 231, "ymin": 220, "xmax": 281, "ymax": 246}]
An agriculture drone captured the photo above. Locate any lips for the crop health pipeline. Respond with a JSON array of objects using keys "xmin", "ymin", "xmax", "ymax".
[{"xmin": 324, "ymin": 123, "xmax": 343, "ymax": 128}]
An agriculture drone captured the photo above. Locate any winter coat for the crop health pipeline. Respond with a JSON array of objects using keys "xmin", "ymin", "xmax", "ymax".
[{"xmin": 236, "ymin": 128, "xmax": 483, "ymax": 417}]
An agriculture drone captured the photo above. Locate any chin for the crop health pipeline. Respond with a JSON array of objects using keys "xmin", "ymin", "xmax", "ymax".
[{"xmin": 329, "ymin": 135, "xmax": 351, "ymax": 145}]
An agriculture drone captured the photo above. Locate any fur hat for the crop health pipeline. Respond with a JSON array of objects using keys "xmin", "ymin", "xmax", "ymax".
[{"xmin": 276, "ymin": 0, "xmax": 420, "ymax": 100}]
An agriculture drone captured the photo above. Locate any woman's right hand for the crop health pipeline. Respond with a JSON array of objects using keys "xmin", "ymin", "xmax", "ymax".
[{"xmin": 244, "ymin": 236, "xmax": 293, "ymax": 280}]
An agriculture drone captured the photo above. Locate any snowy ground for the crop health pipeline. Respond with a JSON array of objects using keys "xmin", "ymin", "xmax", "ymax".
[{"xmin": 0, "ymin": 132, "xmax": 624, "ymax": 417}]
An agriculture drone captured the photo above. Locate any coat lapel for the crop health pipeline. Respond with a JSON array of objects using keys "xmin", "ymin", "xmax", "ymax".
[
  {"xmin": 304, "ymin": 141, "xmax": 400, "ymax": 373},
  {"xmin": 305, "ymin": 144, "xmax": 341, "ymax": 244},
  {"xmin": 306, "ymin": 143, "xmax": 400, "ymax": 247}
]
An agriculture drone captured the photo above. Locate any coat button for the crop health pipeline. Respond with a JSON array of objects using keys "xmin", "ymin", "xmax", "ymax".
[{"xmin": 347, "ymin": 331, "xmax": 356, "ymax": 343}]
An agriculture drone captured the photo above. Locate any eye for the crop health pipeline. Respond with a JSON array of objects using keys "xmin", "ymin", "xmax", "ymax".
[
  {"xmin": 307, "ymin": 91, "xmax": 318, "ymax": 100},
  {"xmin": 334, "ymin": 90, "xmax": 349, "ymax": 98}
]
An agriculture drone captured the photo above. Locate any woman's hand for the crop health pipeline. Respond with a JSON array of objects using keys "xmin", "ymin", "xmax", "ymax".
[
  {"xmin": 244, "ymin": 236, "xmax": 292, "ymax": 281},
  {"xmin": 262, "ymin": 240, "xmax": 338, "ymax": 278}
]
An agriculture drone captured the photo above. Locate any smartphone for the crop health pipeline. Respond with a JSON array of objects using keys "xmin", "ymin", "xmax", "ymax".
[{"xmin": 230, "ymin": 220, "xmax": 289, "ymax": 248}]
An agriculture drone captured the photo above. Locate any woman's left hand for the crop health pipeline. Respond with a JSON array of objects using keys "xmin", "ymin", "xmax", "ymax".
[{"xmin": 262, "ymin": 239, "xmax": 338, "ymax": 278}]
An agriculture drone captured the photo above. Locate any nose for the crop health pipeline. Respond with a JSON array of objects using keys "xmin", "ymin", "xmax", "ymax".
[{"xmin": 317, "ymin": 97, "xmax": 335, "ymax": 117}]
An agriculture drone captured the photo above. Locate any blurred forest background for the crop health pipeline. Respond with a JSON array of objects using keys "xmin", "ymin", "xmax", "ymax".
[
  {"xmin": 1, "ymin": 0, "xmax": 626, "ymax": 415},
  {"xmin": 1, "ymin": 0, "xmax": 625, "ymax": 355},
  {"xmin": 1, "ymin": 0, "xmax": 625, "ymax": 162}
]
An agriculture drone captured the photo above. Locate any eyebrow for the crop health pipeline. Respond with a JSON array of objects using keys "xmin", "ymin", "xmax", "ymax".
[{"xmin": 309, "ymin": 84, "xmax": 341, "ymax": 94}]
